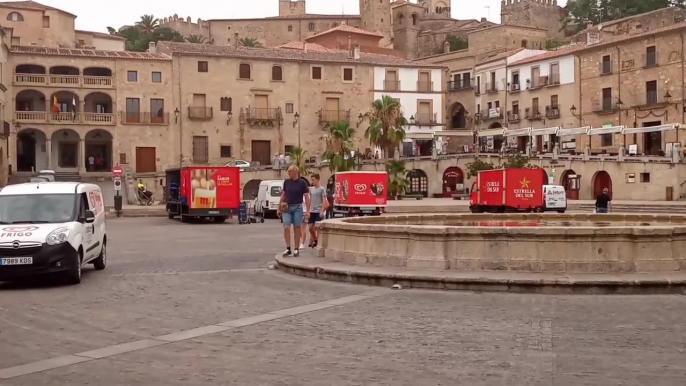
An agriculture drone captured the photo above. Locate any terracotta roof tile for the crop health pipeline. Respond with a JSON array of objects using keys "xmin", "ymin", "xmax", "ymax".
[
  {"xmin": 76, "ymin": 30, "xmax": 126, "ymax": 41},
  {"xmin": 158, "ymin": 41, "xmax": 443, "ymax": 68},
  {"xmin": 277, "ymin": 41, "xmax": 337, "ymax": 52},
  {"xmin": 476, "ymin": 48, "xmax": 525, "ymax": 65},
  {"xmin": 306, "ymin": 24, "xmax": 383, "ymax": 40},
  {"xmin": 10, "ymin": 45, "xmax": 171, "ymax": 61},
  {"xmin": 509, "ymin": 43, "xmax": 586, "ymax": 66},
  {"xmin": 210, "ymin": 14, "xmax": 359, "ymax": 22},
  {"xmin": 0, "ymin": 0, "xmax": 76, "ymax": 17}
]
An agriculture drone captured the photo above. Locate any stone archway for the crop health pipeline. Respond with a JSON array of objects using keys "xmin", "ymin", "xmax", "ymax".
[
  {"xmin": 450, "ymin": 102, "xmax": 467, "ymax": 129},
  {"xmin": 592, "ymin": 171, "xmax": 612, "ymax": 199},
  {"xmin": 243, "ymin": 179, "xmax": 262, "ymax": 200},
  {"xmin": 408, "ymin": 169, "xmax": 429, "ymax": 197},
  {"xmin": 560, "ymin": 169, "xmax": 580, "ymax": 200},
  {"xmin": 51, "ymin": 128, "xmax": 80, "ymax": 171},
  {"xmin": 84, "ymin": 129, "xmax": 113, "ymax": 172},
  {"xmin": 16, "ymin": 129, "xmax": 48, "ymax": 172},
  {"xmin": 442, "ymin": 166, "xmax": 464, "ymax": 197}
]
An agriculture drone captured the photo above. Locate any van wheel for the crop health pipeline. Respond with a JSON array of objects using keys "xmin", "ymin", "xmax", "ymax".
[
  {"xmin": 557, "ymin": 209, "xmax": 566, "ymax": 214},
  {"xmin": 65, "ymin": 249, "xmax": 82, "ymax": 285},
  {"xmin": 180, "ymin": 215, "xmax": 190, "ymax": 223},
  {"xmin": 93, "ymin": 242, "xmax": 107, "ymax": 271},
  {"xmin": 535, "ymin": 207, "xmax": 544, "ymax": 213}
]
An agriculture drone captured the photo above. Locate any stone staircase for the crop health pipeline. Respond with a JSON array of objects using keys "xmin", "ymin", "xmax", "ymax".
[{"xmin": 55, "ymin": 172, "xmax": 82, "ymax": 182}]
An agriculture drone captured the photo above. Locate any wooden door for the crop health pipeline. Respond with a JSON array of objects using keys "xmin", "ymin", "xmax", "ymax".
[
  {"xmin": 126, "ymin": 98, "xmax": 140, "ymax": 123},
  {"xmin": 135, "ymin": 147, "xmax": 156, "ymax": 173},
  {"xmin": 593, "ymin": 171, "xmax": 612, "ymax": 199},
  {"xmin": 255, "ymin": 95, "xmax": 269, "ymax": 119},
  {"xmin": 251, "ymin": 140, "xmax": 271, "ymax": 166},
  {"xmin": 385, "ymin": 70, "xmax": 398, "ymax": 91},
  {"xmin": 192, "ymin": 136, "xmax": 208, "ymax": 163},
  {"xmin": 418, "ymin": 101, "xmax": 431, "ymax": 124},
  {"xmin": 531, "ymin": 67, "xmax": 540, "ymax": 87},
  {"xmin": 192, "ymin": 94, "xmax": 206, "ymax": 107},
  {"xmin": 418, "ymin": 71, "xmax": 431, "ymax": 91},
  {"xmin": 325, "ymin": 98, "xmax": 340, "ymax": 121}
]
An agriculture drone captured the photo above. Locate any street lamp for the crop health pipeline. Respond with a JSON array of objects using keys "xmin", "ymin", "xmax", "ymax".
[
  {"xmin": 174, "ymin": 108, "xmax": 180, "ymax": 123},
  {"xmin": 474, "ymin": 111, "xmax": 482, "ymax": 124},
  {"xmin": 616, "ymin": 99, "xmax": 624, "ymax": 111},
  {"xmin": 569, "ymin": 104, "xmax": 578, "ymax": 117},
  {"xmin": 294, "ymin": 112, "xmax": 301, "ymax": 147},
  {"xmin": 409, "ymin": 115, "xmax": 416, "ymax": 125},
  {"xmin": 226, "ymin": 111, "xmax": 233, "ymax": 125}
]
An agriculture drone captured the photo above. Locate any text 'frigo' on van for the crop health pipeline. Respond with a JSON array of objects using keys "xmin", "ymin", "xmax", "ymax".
[{"xmin": 0, "ymin": 182, "xmax": 107, "ymax": 285}]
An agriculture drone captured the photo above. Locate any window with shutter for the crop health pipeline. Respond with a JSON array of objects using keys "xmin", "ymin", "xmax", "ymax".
[
  {"xmin": 239, "ymin": 63, "xmax": 251, "ymax": 79},
  {"xmin": 193, "ymin": 136, "xmax": 209, "ymax": 163},
  {"xmin": 272, "ymin": 66, "xmax": 283, "ymax": 81},
  {"xmin": 220, "ymin": 97, "xmax": 232, "ymax": 112}
]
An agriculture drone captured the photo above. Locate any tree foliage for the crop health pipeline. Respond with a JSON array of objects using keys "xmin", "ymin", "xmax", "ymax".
[
  {"xmin": 387, "ymin": 160, "xmax": 411, "ymax": 198},
  {"xmin": 563, "ymin": 0, "xmax": 675, "ymax": 31},
  {"xmin": 239, "ymin": 37, "xmax": 262, "ymax": 47},
  {"xmin": 365, "ymin": 96, "xmax": 407, "ymax": 160},
  {"xmin": 546, "ymin": 39, "xmax": 565, "ymax": 49},
  {"xmin": 108, "ymin": 14, "xmax": 184, "ymax": 52},
  {"xmin": 323, "ymin": 121, "xmax": 357, "ymax": 173},
  {"xmin": 445, "ymin": 35, "xmax": 468, "ymax": 52},
  {"xmin": 186, "ymin": 34, "xmax": 207, "ymax": 44},
  {"xmin": 287, "ymin": 147, "xmax": 310, "ymax": 176}
]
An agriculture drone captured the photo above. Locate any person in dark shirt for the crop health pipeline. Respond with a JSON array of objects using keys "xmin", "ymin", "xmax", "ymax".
[
  {"xmin": 595, "ymin": 188, "xmax": 611, "ymax": 213},
  {"xmin": 278, "ymin": 165, "xmax": 311, "ymax": 257}
]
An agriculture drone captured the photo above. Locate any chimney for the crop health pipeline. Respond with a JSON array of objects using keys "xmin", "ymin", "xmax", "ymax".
[
  {"xmin": 353, "ymin": 44, "xmax": 360, "ymax": 60},
  {"xmin": 480, "ymin": 17, "xmax": 487, "ymax": 23},
  {"xmin": 443, "ymin": 41, "xmax": 450, "ymax": 53},
  {"xmin": 234, "ymin": 32, "xmax": 239, "ymax": 49},
  {"xmin": 304, "ymin": 42, "xmax": 308, "ymax": 53},
  {"xmin": 148, "ymin": 41, "xmax": 156, "ymax": 53},
  {"xmin": 586, "ymin": 20, "xmax": 594, "ymax": 29}
]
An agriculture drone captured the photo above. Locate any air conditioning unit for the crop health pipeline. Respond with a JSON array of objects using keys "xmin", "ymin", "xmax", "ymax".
[
  {"xmin": 511, "ymin": 83, "xmax": 520, "ymax": 91},
  {"xmin": 512, "ymin": 113, "xmax": 519, "ymax": 120}
]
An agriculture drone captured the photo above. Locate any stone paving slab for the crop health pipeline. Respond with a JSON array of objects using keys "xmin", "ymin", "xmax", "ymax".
[{"xmin": 276, "ymin": 253, "xmax": 686, "ymax": 294}]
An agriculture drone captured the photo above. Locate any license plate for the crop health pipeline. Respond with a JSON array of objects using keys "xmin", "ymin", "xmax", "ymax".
[
  {"xmin": 208, "ymin": 211, "xmax": 219, "ymax": 214},
  {"xmin": 0, "ymin": 257, "xmax": 33, "ymax": 266}
]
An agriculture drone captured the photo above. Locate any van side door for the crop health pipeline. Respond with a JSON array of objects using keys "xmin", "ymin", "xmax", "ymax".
[{"xmin": 78, "ymin": 193, "xmax": 95, "ymax": 260}]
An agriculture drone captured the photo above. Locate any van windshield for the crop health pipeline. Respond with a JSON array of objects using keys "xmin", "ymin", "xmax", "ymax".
[
  {"xmin": 0, "ymin": 194, "xmax": 75, "ymax": 224},
  {"xmin": 270, "ymin": 186, "xmax": 282, "ymax": 196}
]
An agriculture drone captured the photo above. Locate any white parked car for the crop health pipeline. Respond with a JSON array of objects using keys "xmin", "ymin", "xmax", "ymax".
[
  {"xmin": 0, "ymin": 182, "xmax": 107, "ymax": 284},
  {"xmin": 225, "ymin": 160, "xmax": 252, "ymax": 171}
]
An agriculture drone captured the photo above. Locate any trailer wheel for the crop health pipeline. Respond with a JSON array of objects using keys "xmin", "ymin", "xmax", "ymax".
[
  {"xmin": 469, "ymin": 207, "xmax": 481, "ymax": 213},
  {"xmin": 534, "ymin": 207, "xmax": 544, "ymax": 213},
  {"xmin": 214, "ymin": 216, "xmax": 227, "ymax": 223},
  {"xmin": 557, "ymin": 209, "xmax": 566, "ymax": 214},
  {"xmin": 168, "ymin": 213, "xmax": 175, "ymax": 219},
  {"xmin": 180, "ymin": 215, "xmax": 190, "ymax": 223}
]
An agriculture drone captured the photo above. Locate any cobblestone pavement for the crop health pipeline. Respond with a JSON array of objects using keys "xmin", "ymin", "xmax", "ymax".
[{"xmin": 1, "ymin": 217, "xmax": 685, "ymax": 385}]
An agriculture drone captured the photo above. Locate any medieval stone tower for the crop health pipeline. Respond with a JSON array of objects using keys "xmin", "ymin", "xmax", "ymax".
[
  {"xmin": 419, "ymin": 0, "xmax": 451, "ymax": 16},
  {"xmin": 279, "ymin": 0, "xmax": 307, "ymax": 17},
  {"xmin": 360, "ymin": 0, "xmax": 393, "ymax": 47},
  {"xmin": 500, "ymin": 0, "xmax": 566, "ymax": 40},
  {"xmin": 392, "ymin": 1, "xmax": 425, "ymax": 59}
]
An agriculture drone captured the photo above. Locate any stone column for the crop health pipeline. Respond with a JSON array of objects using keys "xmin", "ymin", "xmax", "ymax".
[
  {"xmin": 45, "ymin": 139, "xmax": 52, "ymax": 169},
  {"xmin": 79, "ymin": 139, "xmax": 86, "ymax": 173}
]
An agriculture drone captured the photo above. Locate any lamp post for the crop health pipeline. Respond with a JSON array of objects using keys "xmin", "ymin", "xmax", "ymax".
[
  {"xmin": 226, "ymin": 111, "xmax": 233, "ymax": 126},
  {"xmin": 174, "ymin": 108, "xmax": 180, "ymax": 124}
]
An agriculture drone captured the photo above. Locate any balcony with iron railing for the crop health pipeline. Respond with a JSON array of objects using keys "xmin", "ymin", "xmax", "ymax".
[
  {"xmin": 318, "ymin": 109, "xmax": 351, "ymax": 124},
  {"xmin": 525, "ymin": 107, "xmax": 543, "ymax": 120},
  {"xmin": 246, "ymin": 107, "xmax": 280, "ymax": 122},
  {"xmin": 507, "ymin": 111, "xmax": 520, "ymax": 122},
  {"xmin": 529, "ymin": 76, "xmax": 548, "ymax": 89},
  {"xmin": 600, "ymin": 60, "xmax": 613, "ymax": 75},
  {"xmin": 13, "ymin": 73, "xmax": 114, "ymax": 88},
  {"xmin": 592, "ymin": 97, "xmax": 620, "ymax": 113},
  {"xmin": 643, "ymin": 52, "xmax": 658, "ymax": 68},
  {"xmin": 417, "ymin": 81, "xmax": 433, "ymax": 92},
  {"xmin": 120, "ymin": 111, "xmax": 170, "ymax": 124},
  {"xmin": 414, "ymin": 112, "xmax": 438, "ymax": 125},
  {"xmin": 15, "ymin": 111, "xmax": 115, "ymax": 124},
  {"xmin": 479, "ymin": 108, "xmax": 503, "ymax": 121},
  {"xmin": 485, "ymin": 82, "xmax": 498, "ymax": 94},
  {"xmin": 633, "ymin": 91, "xmax": 671, "ymax": 108},
  {"xmin": 447, "ymin": 79, "xmax": 473, "ymax": 91},
  {"xmin": 545, "ymin": 104, "xmax": 561, "ymax": 118},
  {"xmin": 188, "ymin": 106, "xmax": 213, "ymax": 120},
  {"xmin": 383, "ymin": 80, "xmax": 400, "ymax": 91}
]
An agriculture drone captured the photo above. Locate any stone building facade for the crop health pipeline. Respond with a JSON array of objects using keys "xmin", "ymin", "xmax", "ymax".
[
  {"xmin": 577, "ymin": 23, "xmax": 686, "ymax": 156},
  {"xmin": 500, "ymin": 0, "xmax": 567, "ymax": 41}
]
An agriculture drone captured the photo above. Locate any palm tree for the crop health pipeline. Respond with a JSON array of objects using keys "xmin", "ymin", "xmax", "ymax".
[
  {"xmin": 186, "ymin": 34, "xmax": 207, "ymax": 44},
  {"xmin": 287, "ymin": 147, "xmax": 309, "ymax": 176},
  {"xmin": 387, "ymin": 160, "xmax": 410, "ymax": 199},
  {"xmin": 323, "ymin": 121, "xmax": 357, "ymax": 172},
  {"xmin": 136, "ymin": 14, "xmax": 159, "ymax": 34},
  {"xmin": 239, "ymin": 37, "xmax": 262, "ymax": 48},
  {"xmin": 365, "ymin": 95, "xmax": 407, "ymax": 160}
]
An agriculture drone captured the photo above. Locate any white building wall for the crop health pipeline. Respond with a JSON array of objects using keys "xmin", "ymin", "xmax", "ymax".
[
  {"xmin": 507, "ymin": 55, "xmax": 575, "ymax": 85},
  {"xmin": 92, "ymin": 37, "xmax": 125, "ymax": 51}
]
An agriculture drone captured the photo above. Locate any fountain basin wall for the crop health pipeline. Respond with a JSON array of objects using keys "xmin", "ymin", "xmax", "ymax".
[{"xmin": 318, "ymin": 214, "xmax": 686, "ymax": 273}]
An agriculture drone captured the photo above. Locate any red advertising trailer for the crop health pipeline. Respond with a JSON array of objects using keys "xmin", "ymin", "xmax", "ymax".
[
  {"xmin": 469, "ymin": 168, "xmax": 566, "ymax": 213},
  {"xmin": 165, "ymin": 166, "xmax": 241, "ymax": 223},
  {"xmin": 333, "ymin": 171, "xmax": 388, "ymax": 217}
]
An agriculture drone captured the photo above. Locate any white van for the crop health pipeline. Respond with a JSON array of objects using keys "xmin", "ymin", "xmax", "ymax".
[
  {"xmin": 0, "ymin": 182, "xmax": 107, "ymax": 284},
  {"xmin": 543, "ymin": 185, "xmax": 567, "ymax": 213},
  {"xmin": 254, "ymin": 180, "xmax": 284, "ymax": 217}
]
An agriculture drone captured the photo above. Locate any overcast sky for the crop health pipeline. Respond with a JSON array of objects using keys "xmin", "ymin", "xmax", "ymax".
[{"xmin": 28, "ymin": 0, "xmax": 567, "ymax": 33}]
